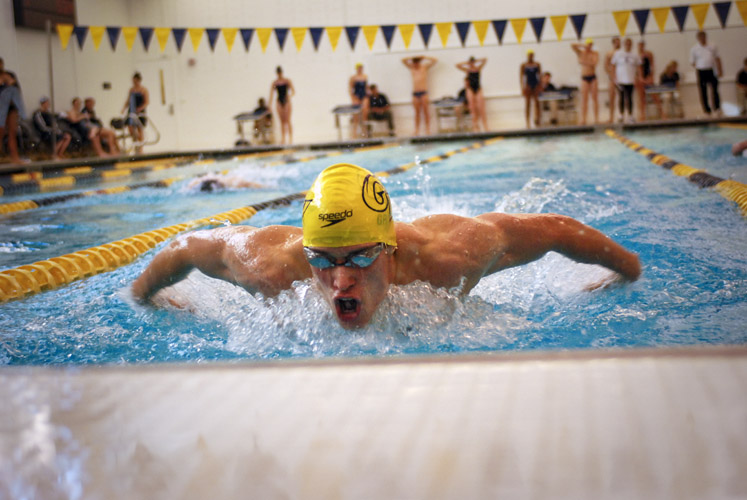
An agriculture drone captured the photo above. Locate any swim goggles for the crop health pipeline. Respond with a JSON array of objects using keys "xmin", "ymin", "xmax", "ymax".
[{"xmin": 303, "ymin": 243, "xmax": 386, "ymax": 270}]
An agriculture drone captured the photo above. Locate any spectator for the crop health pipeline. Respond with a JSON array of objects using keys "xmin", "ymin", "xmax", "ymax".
[
  {"xmin": 349, "ymin": 63, "xmax": 368, "ymax": 138},
  {"xmin": 32, "ymin": 96, "xmax": 71, "ymax": 159},
  {"xmin": 637, "ymin": 40, "xmax": 661, "ymax": 120},
  {"xmin": 737, "ymin": 57, "xmax": 747, "ymax": 116},
  {"xmin": 252, "ymin": 98, "xmax": 273, "ymax": 143},
  {"xmin": 66, "ymin": 97, "xmax": 111, "ymax": 158},
  {"xmin": 0, "ymin": 57, "xmax": 27, "ymax": 164},
  {"xmin": 121, "ymin": 72, "xmax": 149, "ymax": 153},
  {"xmin": 520, "ymin": 50, "xmax": 542, "ymax": 128},
  {"xmin": 402, "ymin": 55, "xmax": 437, "ymax": 135},
  {"xmin": 83, "ymin": 97, "xmax": 120, "ymax": 156},
  {"xmin": 269, "ymin": 66, "xmax": 294, "ymax": 145},
  {"xmin": 363, "ymin": 84, "xmax": 395, "ymax": 137},
  {"xmin": 690, "ymin": 31, "xmax": 722, "ymax": 117},
  {"xmin": 659, "ymin": 61, "xmax": 682, "ymax": 119},
  {"xmin": 571, "ymin": 39, "xmax": 599, "ymax": 125},
  {"xmin": 455, "ymin": 56, "xmax": 489, "ymax": 131},
  {"xmin": 611, "ymin": 38, "xmax": 641, "ymax": 124},
  {"xmin": 540, "ymin": 72, "xmax": 560, "ymax": 125},
  {"xmin": 604, "ymin": 37, "xmax": 621, "ymax": 123}
]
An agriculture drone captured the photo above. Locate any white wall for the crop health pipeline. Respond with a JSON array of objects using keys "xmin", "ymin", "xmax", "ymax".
[{"xmin": 2, "ymin": 0, "xmax": 746, "ymax": 152}]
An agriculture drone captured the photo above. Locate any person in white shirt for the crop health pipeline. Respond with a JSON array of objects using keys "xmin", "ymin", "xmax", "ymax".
[
  {"xmin": 689, "ymin": 31, "xmax": 722, "ymax": 116},
  {"xmin": 610, "ymin": 38, "xmax": 641, "ymax": 123}
]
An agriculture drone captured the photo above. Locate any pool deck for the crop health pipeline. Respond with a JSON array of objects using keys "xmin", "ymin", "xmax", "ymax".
[{"xmin": 1, "ymin": 346, "xmax": 745, "ymax": 498}]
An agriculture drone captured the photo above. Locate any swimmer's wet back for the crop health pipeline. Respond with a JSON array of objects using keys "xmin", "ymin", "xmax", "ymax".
[{"xmin": 302, "ymin": 163, "xmax": 397, "ymax": 248}]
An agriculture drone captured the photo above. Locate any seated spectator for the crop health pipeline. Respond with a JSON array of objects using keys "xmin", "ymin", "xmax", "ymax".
[
  {"xmin": 83, "ymin": 97, "xmax": 120, "ymax": 156},
  {"xmin": 64, "ymin": 97, "xmax": 112, "ymax": 158},
  {"xmin": 252, "ymin": 98, "xmax": 273, "ymax": 142},
  {"xmin": 32, "ymin": 96, "xmax": 71, "ymax": 159},
  {"xmin": 540, "ymin": 72, "xmax": 560, "ymax": 125},
  {"xmin": 737, "ymin": 58, "xmax": 747, "ymax": 116},
  {"xmin": 659, "ymin": 61, "xmax": 681, "ymax": 119},
  {"xmin": 362, "ymin": 84, "xmax": 395, "ymax": 137}
]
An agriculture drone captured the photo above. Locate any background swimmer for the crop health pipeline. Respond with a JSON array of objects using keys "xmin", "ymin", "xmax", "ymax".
[{"xmin": 186, "ymin": 173, "xmax": 263, "ymax": 192}]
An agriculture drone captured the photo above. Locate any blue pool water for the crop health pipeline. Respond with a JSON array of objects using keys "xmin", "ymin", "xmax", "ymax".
[{"xmin": 0, "ymin": 127, "xmax": 745, "ymax": 365}]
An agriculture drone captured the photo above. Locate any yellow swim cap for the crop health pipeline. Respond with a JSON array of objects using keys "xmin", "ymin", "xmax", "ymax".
[
  {"xmin": 585, "ymin": 38, "xmax": 594, "ymax": 45},
  {"xmin": 302, "ymin": 163, "xmax": 397, "ymax": 248}
]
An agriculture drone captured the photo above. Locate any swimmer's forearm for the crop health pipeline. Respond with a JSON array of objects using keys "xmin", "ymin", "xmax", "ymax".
[{"xmin": 131, "ymin": 245, "xmax": 195, "ymax": 302}]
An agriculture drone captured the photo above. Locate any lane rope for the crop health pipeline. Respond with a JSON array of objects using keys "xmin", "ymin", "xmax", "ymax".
[
  {"xmin": 605, "ymin": 129, "xmax": 747, "ymax": 217},
  {"xmin": 0, "ymin": 136, "xmax": 502, "ymax": 302}
]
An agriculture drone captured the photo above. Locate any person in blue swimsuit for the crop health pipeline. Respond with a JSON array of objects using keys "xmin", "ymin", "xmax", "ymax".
[
  {"xmin": 270, "ymin": 66, "xmax": 295, "ymax": 144},
  {"xmin": 121, "ymin": 72, "xmax": 149, "ymax": 154},
  {"xmin": 520, "ymin": 50, "xmax": 542, "ymax": 128},
  {"xmin": 456, "ymin": 56, "xmax": 489, "ymax": 131},
  {"xmin": 636, "ymin": 40, "xmax": 661, "ymax": 120},
  {"xmin": 349, "ymin": 63, "xmax": 369, "ymax": 138}
]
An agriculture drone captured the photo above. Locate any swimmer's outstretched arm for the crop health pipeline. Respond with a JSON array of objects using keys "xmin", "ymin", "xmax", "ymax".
[{"xmin": 131, "ymin": 226, "xmax": 309, "ymax": 303}]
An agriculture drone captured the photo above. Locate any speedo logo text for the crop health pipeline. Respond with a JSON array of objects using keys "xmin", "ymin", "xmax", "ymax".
[{"xmin": 319, "ymin": 209, "xmax": 353, "ymax": 227}]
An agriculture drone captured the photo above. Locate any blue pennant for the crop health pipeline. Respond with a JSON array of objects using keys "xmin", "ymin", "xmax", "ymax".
[
  {"xmin": 455, "ymin": 22, "xmax": 470, "ymax": 46},
  {"xmin": 139, "ymin": 27, "xmax": 154, "ymax": 51},
  {"xmin": 491, "ymin": 20, "xmax": 507, "ymax": 44},
  {"xmin": 275, "ymin": 28, "xmax": 289, "ymax": 51},
  {"xmin": 239, "ymin": 28, "xmax": 254, "ymax": 51},
  {"xmin": 713, "ymin": 2, "xmax": 731, "ymax": 28},
  {"xmin": 672, "ymin": 5, "xmax": 689, "ymax": 32},
  {"xmin": 73, "ymin": 26, "xmax": 88, "ymax": 49},
  {"xmin": 172, "ymin": 28, "xmax": 187, "ymax": 52},
  {"xmin": 345, "ymin": 26, "xmax": 360, "ymax": 49},
  {"xmin": 106, "ymin": 26, "xmax": 120, "ymax": 50},
  {"xmin": 309, "ymin": 27, "xmax": 324, "ymax": 50},
  {"xmin": 206, "ymin": 28, "xmax": 220, "ymax": 51},
  {"xmin": 633, "ymin": 9, "xmax": 650, "ymax": 34},
  {"xmin": 418, "ymin": 24, "xmax": 433, "ymax": 47},
  {"xmin": 381, "ymin": 25, "xmax": 396, "ymax": 49},
  {"xmin": 530, "ymin": 17, "xmax": 545, "ymax": 42},
  {"xmin": 570, "ymin": 14, "xmax": 586, "ymax": 40}
]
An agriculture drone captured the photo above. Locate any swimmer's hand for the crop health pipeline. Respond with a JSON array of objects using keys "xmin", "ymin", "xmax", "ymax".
[{"xmin": 583, "ymin": 272, "xmax": 631, "ymax": 292}]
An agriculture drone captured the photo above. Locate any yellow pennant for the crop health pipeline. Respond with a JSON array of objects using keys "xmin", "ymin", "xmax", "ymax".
[
  {"xmin": 257, "ymin": 28, "xmax": 273, "ymax": 52},
  {"xmin": 89, "ymin": 26, "xmax": 105, "ymax": 50},
  {"xmin": 188, "ymin": 28, "xmax": 204, "ymax": 51},
  {"xmin": 435, "ymin": 22, "xmax": 452, "ymax": 47},
  {"xmin": 510, "ymin": 18, "xmax": 527, "ymax": 43},
  {"xmin": 690, "ymin": 3, "xmax": 709, "ymax": 29},
  {"xmin": 362, "ymin": 25, "xmax": 378, "ymax": 50},
  {"xmin": 223, "ymin": 28, "xmax": 238, "ymax": 52},
  {"xmin": 613, "ymin": 11, "xmax": 631, "ymax": 36},
  {"xmin": 155, "ymin": 27, "xmax": 170, "ymax": 52},
  {"xmin": 737, "ymin": 0, "xmax": 747, "ymax": 26},
  {"xmin": 652, "ymin": 7, "xmax": 670, "ymax": 32},
  {"xmin": 473, "ymin": 20, "xmax": 489, "ymax": 46},
  {"xmin": 57, "ymin": 24, "xmax": 73, "ymax": 50},
  {"xmin": 291, "ymin": 27, "xmax": 307, "ymax": 51},
  {"xmin": 399, "ymin": 24, "xmax": 415, "ymax": 48},
  {"xmin": 550, "ymin": 15, "xmax": 567, "ymax": 40},
  {"xmin": 122, "ymin": 27, "xmax": 138, "ymax": 51},
  {"xmin": 326, "ymin": 26, "xmax": 342, "ymax": 51}
]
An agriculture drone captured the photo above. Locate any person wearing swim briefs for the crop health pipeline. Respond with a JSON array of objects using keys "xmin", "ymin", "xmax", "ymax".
[
  {"xmin": 520, "ymin": 50, "xmax": 542, "ymax": 128},
  {"xmin": 132, "ymin": 163, "xmax": 642, "ymax": 330},
  {"xmin": 605, "ymin": 37, "xmax": 621, "ymax": 123},
  {"xmin": 349, "ymin": 63, "xmax": 368, "ymax": 138},
  {"xmin": 636, "ymin": 40, "xmax": 661, "ymax": 120},
  {"xmin": 270, "ymin": 66, "xmax": 295, "ymax": 144},
  {"xmin": 121, "ymin": 72, "xmax": 149, "ymax": 154},
  {"xmin": 402, "ymin": 55, "xmax": 437, "ymax": 136},
  {"xmin": 571, "ymin": 39, "xmax": 600, "ymax": 125},
  {"xmin": 456, "ymin": 56, "xmax": 489, "ymax": 132}
]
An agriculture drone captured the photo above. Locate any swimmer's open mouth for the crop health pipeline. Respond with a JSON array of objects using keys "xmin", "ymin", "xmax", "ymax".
[{"xmin": 335, "ymin": 297, "xmax": 360, "ymax": 319}]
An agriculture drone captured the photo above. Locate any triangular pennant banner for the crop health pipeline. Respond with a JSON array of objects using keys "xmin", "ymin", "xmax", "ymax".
[
  {"xmin": 239, "ymin": 28, "xmax": 254, "ymax": 51},
  {"xmin": 398, "ymin": 24, "xmax": 415, "ymax": 48},
  {"xmin": 510, "ymin": 18, "xmax": 527, "ymax": 43},
  {"xmin": 473, "ymin": 20, "xmax": 489, "ymax": 46},
  {"xmin": 57, "ymin": 24, "xmax": 74, "ymax": 50},
  {"xmin": 612, "ymin": 11, "xmax": 631, "ymax": 36},
  {"xmin": 652, "ymin": 7, "xmax": 670, "ymax": 32},
  {"xmin": 309, "ymin": 27, "xmax": 324, "ymax": 50},
  {"xmin": 418, "ymin": 23, "xmax": 433, "ymax": 47},
  {"xmin": 90, "ymin": 26, "xmax": 105, "ymax": 50},
  {"xmin": 206, "ymin": 28, "xmax": 220, "ymax": 51},
  {"xmin": 633, "ymin": 9, "xmax": 650, "ymax": 33},
  {"xmin": 73, "ymin": 26, "xmax": 88, "ymax": 49},
  {"xmin": 550, "ymin": 15, "xmax": 567, "ymax": 40},
  {"xmin": 455, "ymin": 21, "xmax": 470, "ymax": 46},
  {"xmin": 362, "ymin": 25, "xmax": 378, "ymax": 50},
  {"xmin": 713, "ymin": 2, "xmax": 731, "ymax": 27},
  {"xmin": 257, "ymin": 28, "xmax": 272, "ymax": 52},
  {"xmin": 381, "ymin": 25, "xmax": 396, "ymax": 49},
  {"xmin": 275, "ymin": 28, "xmax": 289, "ymax": 51},
  {"xmin": 569, "ymin": 14, "xmax": 586, "ymax": 39},
  {"xmin": 737, "ymin": 0, "xmax": 747, "ymax": 25},
  {"xmin": 345, "ymin": 26, "xmax": 360, "ymax": 49},
  {"xmin": 106, "ymin": 26, "xmax": 120, "ymax": 50},
  {"xmin": 222, "ymin": 28, "xmax": 238, "ymax": 52},
  {"xmin": 172, "ymin": 28, "xmax": 187, "ymax": 51},
  {"xmin": 139, "ymin": 27, "xmax": 154, "ymax": 51},
  {"xmin": 326, "ymin": 27, "xmax": 342, "ymax": 51},
  {"xmin": 529, "ymin": 17, "xmax": 545, "ymax": 42},
  {"xmin": 492, "ymin": 20, "xmax": 507, "ymax": 44},
  {"xmin": 291, "ymin": 27, "xmax": 307, "ymax": 51},
  {"xmin": 672, "ymin": 5, "xmax": 689, "ymax": 31},
  {"xmin": 155, "ymin": 27, "xmax": 170, "ymax": 52},
  {"xmin": 435, "ymin": 22, "xmax": 452, "ymax": 47},
  {"xmin": 690, "ymin": 3, "xmax": 710, "ymax": 29},
  {"xmin": 188, "ymin": 27, "xmax": 204, "ymax": 52},
  {"xmin": 122, "ymin": 27, "xmax": 138, "ymax": 51}
]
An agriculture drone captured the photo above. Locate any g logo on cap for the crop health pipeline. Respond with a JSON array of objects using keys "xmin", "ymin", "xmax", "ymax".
[{"xmin": 361, "ymin": 175, "xmax": 390, "ymax": 213}]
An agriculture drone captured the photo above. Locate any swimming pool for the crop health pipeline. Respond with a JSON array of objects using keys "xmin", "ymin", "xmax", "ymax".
[{"xmin": 0, "ymin": 126, "xmax": 745, "ymax": 365}]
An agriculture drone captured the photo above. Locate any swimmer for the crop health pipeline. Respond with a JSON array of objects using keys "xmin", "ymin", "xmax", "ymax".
[
  {"xmin": 732, "ymin": 139, "xmax": 747, "ymax": 156},
  {"xmin": 402, "ymin": 55, "xmax": 437, "ymax": 135},
  {"xmin": 269, "ymin": 66, "xmax": 295, "ymax": 145},
  {"xmin": 349, "ymin": 63, "xmax": 368, "ymax": 138},
  {"xmin": 571, "ymin": 39, "xmax": 600, "ymax": 125},
  {"xmin": 186, "ymin": 173, "xmax": 263, "ymax": 192},
  {"xmin": 133, "ymin": 164, "xmax": 641, "ymax": 329},
  {"xmin": 456, "ymin": 56, "xmax": 489, "ymax": 132},
  {"xmin": 520, "ymin": 50, "xmax": 542, "ymax": 128}
]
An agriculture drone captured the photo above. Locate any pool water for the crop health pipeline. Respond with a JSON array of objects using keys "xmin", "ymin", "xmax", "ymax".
[{"xmin": 0, "ymin": 127, "xmax": 745, "ymax": 365}]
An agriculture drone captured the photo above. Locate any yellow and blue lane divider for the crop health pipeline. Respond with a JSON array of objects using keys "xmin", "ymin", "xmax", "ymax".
[
  {"xmin": 605, "ymin": 129, "xmax": 747, "ymax": 217},
  {"xmin": 0, "ymin": 136, "xmax": 502, "ymax": 302}
]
